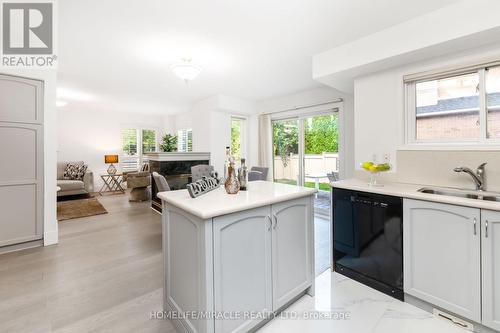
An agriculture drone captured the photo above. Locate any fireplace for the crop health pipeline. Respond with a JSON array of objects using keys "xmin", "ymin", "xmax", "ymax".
[{"xmin": 146, "ymin": 152, "xmax": 211, "ymax": 212}]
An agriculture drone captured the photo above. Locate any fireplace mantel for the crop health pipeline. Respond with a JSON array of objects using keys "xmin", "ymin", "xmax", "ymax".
[{"xmin": 146, "ymin": 152, "xmax": 210, "ymax": 162}]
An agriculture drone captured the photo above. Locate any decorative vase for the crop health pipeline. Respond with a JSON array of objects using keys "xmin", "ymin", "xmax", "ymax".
[
  {"xmin": 238, "ymin": 158, "xmax": 248, "ymax": 191},
  {"xmin": 224, "ymin": 162, "xmax": 240, "ymax": 194}
]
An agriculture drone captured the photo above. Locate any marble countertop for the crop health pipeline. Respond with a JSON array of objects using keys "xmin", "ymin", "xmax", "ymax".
[
  {"xmin": 157, "ymin": 180, "xmax": 317, "ymax": 219},
  {"xmin": 332, "ymin": 178, "xmax": 500, "ymax": 211}
]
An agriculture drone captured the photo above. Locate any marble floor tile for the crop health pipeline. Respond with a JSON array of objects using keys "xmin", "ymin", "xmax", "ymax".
[{"xmin": 258, "ymin": 271, "xmax": 469, "ymax": 333}]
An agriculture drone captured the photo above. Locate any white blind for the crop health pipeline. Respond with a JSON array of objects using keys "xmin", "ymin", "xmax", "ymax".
[{"xmin": 178, "ymin": 129, "xmax": 193, "ymax": 152}]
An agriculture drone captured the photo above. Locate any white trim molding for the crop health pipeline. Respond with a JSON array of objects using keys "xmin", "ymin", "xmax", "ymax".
[{"xmin": 44, "ymin": 228, "xmax": 59, "ymax": 246}]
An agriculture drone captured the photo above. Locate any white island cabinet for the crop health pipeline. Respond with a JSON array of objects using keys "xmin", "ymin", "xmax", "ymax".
[{"xmin": 158, "ymin": 181, "xmax": 316, "ymax": 333}]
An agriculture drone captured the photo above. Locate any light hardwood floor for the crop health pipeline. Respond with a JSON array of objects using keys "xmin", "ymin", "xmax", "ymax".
[{"xmin": 0, "ymin": 192, "xmax": 175, "ymax": 333}]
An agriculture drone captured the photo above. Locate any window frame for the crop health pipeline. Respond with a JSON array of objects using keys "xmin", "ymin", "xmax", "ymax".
[
  {"xmin": 121, "ymin": 128, "xmax": 139, "ymax": 157},
  {"xmin": 404, "ymin": 64, "xmax": 500, "ymax": 149},
  {"xmin": 120, "ymin": 127, "xmax": 159, "ymax": 171},
  {"xmin": 141, "ymin": 128, "xmax": 158, "ymax": 154}
]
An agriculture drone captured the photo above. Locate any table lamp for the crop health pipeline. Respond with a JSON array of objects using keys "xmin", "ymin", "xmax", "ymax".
[{"xmin": 104, "ymin": 155, "xmax": 119, "ymax": 174}]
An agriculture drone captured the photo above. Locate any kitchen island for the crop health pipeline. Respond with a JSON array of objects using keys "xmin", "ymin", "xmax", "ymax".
[{"xmin": 157, "ymin": 181, "xmax": 317, "ymax": 333}]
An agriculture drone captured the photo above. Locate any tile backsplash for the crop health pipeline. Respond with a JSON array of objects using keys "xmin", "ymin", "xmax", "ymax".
[{"xmin": 354, "ymin": 150, "xmax": 500, "ymax": 192}]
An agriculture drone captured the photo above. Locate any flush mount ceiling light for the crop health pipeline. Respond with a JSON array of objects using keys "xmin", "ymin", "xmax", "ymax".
[{"xmin": 170, "ymin": 58, "xmax": 202, "ymax": 82}]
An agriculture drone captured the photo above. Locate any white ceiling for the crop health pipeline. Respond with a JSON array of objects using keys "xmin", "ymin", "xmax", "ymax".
[{"xmin": 58, "ymin": 0, "xmax": 461, "ymax": 115}]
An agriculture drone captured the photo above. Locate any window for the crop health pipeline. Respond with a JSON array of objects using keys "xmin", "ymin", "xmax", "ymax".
[
  {"xmin": 122, "ymin": 128, "xmax": 138, "ymax": 156},
  {"xmin": 406, "ymin": 63, "xmax": 500, "ymax": 145},
  {"xmin": 231, "ymin": 117, "xmax": 245, "ymax": 161},
  {"xmin": 121, "ymin": 128, "xmax": 158, "ymax": 171},
  {"xmin": 177, "ymin": 129, "xmax": 193, "ymax": 152},
  {"xmin": 142, "ymin": 129, "xmax": 157, "ymax": 153}
]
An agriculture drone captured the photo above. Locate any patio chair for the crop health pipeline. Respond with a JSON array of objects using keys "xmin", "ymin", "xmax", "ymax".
[{"xmin": 327, "ymin": 172, "xmax": 339, "ymax": 183}]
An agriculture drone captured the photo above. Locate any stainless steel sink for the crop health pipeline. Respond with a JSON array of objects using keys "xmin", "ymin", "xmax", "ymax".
[
  {"xmin": 418, "ymin": 187, "xmax": 500, "ymax": 202},
  {"xmin": 483, "ymin": 196, "xmax": 500, "ymax": 202}
]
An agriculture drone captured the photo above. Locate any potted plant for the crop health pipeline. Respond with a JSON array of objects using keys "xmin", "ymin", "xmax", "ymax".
[{"xmin": 160, "ymin": 134, "xmax": 178, "ymax": 152}]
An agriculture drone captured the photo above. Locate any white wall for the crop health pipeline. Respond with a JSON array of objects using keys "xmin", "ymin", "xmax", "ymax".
[
  {"xmin": 58, "ymin": 108, "xmax": 166, "ymax": 188},
  {"xmin": 1, "ymin": 68, "xmax": 58, "ymax": 246},
  {"xmin": 256, "ymin": 87, "xmax": 355, "ymax": 179},
  {"xmin": 313, "ymin": 0, "xmax": 500, "ymax": 93},
  {"xmin": 354, "ymin": 41, "xmax": 500, "ymax": 190},
  {"xmin": 168, "ymin": 95, "xmax": 255, "ymax": 174}
]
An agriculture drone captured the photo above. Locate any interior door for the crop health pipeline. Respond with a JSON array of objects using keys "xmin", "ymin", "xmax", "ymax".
[{"xmin": 0, "ymin": 75, "xmax": 43, "ymax": 247}]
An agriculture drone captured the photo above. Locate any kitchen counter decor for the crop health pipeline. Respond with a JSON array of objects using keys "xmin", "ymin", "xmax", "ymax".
[
  {"xmin": 361, "ymin": 161, "xmax": 391, "ymax": 187},
  {"xmin": 186, "ymin": 176, "xmax": 221, "ymax": 198}
]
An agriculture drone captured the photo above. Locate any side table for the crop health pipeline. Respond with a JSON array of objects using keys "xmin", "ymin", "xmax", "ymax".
[{"xmin": 99, "ymin": 173, "xmax": 125, "ymax": 195}]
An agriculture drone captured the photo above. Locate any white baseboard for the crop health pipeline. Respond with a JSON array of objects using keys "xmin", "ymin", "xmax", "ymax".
[{"xmin": 44, "ymin": 229, "xmax": 59, "ymax": 246}]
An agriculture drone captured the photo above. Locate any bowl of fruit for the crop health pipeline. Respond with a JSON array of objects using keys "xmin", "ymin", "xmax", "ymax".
[{"xmin": 361, "ymin": 161, "xmax": 391, "ymax": 187}]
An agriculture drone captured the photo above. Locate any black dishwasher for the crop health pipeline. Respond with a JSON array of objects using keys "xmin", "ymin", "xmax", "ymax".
[{"xmin": 332, "ymin": 188, "xmax": 403, "ymax": 300}]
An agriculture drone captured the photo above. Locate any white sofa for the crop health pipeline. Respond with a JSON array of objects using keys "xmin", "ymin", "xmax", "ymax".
[{"xmin": 57, "ymin": 161, "xmax": 94, "ymax": 197}]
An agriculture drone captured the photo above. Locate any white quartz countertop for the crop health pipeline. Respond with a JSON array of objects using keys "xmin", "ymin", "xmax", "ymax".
[
  {"xmin": 157, "ymin": 180, "xmax": 317, "ymax": 219},
  {"xmin": 332, "ymin": 178, "xmax": 500, "ymax": 211}
]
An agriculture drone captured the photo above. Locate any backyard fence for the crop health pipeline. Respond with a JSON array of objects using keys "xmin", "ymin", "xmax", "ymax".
[{"xmin": 273, "ymin": 153, "xmax": 339, "ymax": 181}]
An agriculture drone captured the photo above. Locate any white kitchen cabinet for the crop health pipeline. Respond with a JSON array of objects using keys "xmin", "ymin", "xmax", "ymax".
[
  {"xmin": 213, "ymin": 206, "xmax": 273, "ymax": 333},
  {"xmin": 403, "ymin": 199, "xmax": 481, "ymax": 322},
  {"xmin": 271, "ymin": 196, "xmax": 314, "ymax": 310},
  {"xmin": 481, "ymin": 210, "xmax": 500, "ymax": 331}
]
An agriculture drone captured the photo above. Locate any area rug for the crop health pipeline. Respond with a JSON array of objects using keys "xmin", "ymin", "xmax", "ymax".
[{"xmin": 57, "ymin": 197, "xmax": 108, "ymax": 221}]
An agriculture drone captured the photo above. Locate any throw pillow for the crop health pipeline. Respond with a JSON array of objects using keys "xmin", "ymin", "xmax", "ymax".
[
  {"xmin": 76, "ymin": 164, "xmax": 88, "ymax": 181},
  {"xmin": 63, "ymin": 162, "xmax": 83, "ymax": 180}
]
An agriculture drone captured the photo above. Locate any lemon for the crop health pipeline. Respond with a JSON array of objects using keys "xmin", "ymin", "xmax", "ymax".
[{"xmin": 362, "ymin": 161, "xmax": 374, "ymax": 170}]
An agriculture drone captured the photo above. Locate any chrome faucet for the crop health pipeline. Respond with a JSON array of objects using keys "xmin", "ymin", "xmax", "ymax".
[{"xmin": 453, "ymin": 163, "xmax": 487, "ymax": 191}]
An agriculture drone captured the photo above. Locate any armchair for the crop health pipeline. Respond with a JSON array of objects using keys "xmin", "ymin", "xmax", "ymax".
[
  {"xmin": 127, "ymin": 171, "xmax": 151, "ymax": 202},
  {"xmin": 126, "ymin": 163, "xmax": 151, "ymax": 202}
]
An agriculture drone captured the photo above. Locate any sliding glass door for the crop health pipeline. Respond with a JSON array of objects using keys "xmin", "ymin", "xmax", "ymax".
[
  {"xmin": 272, "ymin": 113, "xmax": 338, "ymax": 195},
  {"xmin": 272, "ymin": 112, "xmax": 338, "ymax": 276},
  {"xmin": 302, "ymin": 113, "xmax": 338, "ymax": 216}
]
